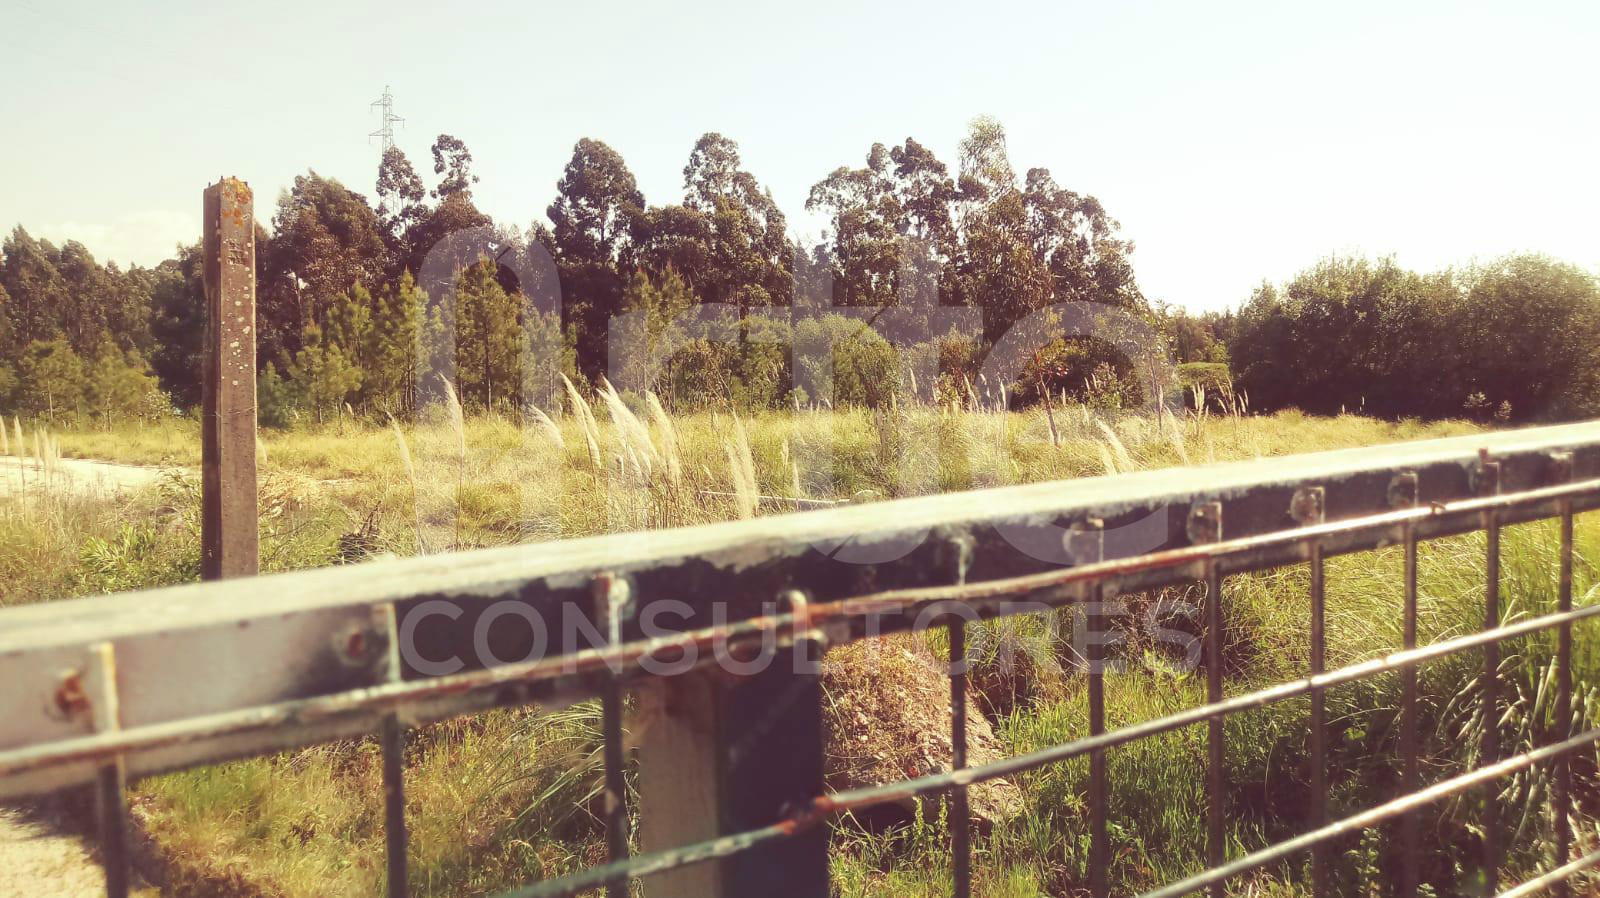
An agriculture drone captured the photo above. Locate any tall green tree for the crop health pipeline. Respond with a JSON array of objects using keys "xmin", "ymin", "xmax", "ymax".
[
  {"xmin": 431, "ymin": 134, "xmax": 478, "ymax": 202},
  {"xmin": 402, "ymin": 135, "xmax": 494, "ymax": 292},
  {"xmin": 452, "ymin": 261, "xmax": 525, "ymax": 411},
  {"xmin": 264, "ymin": 172, "xmax": 389, "ymax": 347},
  {"xmin": 86, "ymin": 345, "xmax": 161, "ymax": 426},
  {"xmin": 682, "ymin": 133, "xmax": 793, "ymax": 309},
  {"xmin": 363, "ymin": 272, "xmax": 426, "ymax": 416},
  {"xmin": 147, "ymin": 247, "xmax": 205, "ymax": 407},
  {"xmin": 1457, "ymin": 255, "xmax": 1600, "ymax": 421},
  {"xmin": 289, "ymin": 321, "xmax": 362, "ymax": 424},
  {"xmin": 1, "ymin": 227, "xmax": 70, "ymax": 348},
  {"xmin": 806, "ymin": 144, "xmax": 901, "ymax": 306},
  {"xmin": 376, "ymin": 146, "xmax": 430, "ymax": 272},
  {"xmin": 545, "ymin": 138, "xmax": 646, "ymax": 381},
  {"xmin": 17, "ymin": 338, "xmax": 86, "ymax": 422}
]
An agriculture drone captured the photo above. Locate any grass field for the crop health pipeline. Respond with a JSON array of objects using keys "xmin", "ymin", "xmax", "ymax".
[{"xmin": 2, "ymin": 403, "xmax": 1595, "ymax": 897}]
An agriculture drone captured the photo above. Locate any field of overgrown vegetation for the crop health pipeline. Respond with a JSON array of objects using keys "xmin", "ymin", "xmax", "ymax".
[{"xmin": 2, "ymin": 401, "xmax": 1596, "ymax": 897}]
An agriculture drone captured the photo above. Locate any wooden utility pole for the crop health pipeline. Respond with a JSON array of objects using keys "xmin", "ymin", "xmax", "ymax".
[{"xmin": 201, "ymin": 178, "xmax": 259, "ymax": 580}]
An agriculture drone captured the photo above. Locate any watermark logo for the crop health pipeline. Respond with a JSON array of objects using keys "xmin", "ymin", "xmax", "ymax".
[{"xmin": 397, "ymin": 228, "xmax": 1195, "ymax": 679}]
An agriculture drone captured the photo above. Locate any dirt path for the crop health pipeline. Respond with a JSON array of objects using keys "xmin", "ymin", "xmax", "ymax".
[
  {"xmin": 0, "ymin": 804, "xmax": 156, "ymax": 897},
  {"xmin": 0, "ymin": 457, "xmax": 167, "ymax": 499}
]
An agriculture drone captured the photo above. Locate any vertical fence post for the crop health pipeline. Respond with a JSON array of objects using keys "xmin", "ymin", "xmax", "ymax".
[
  {"xmin": 201, "ymin": 178, "xmax": 259, "ymax": 580},
  {"xmin": 1190, "ymin": 500, "xmax": 1226, "ymax": 898},
  {"xmin": 375, "ymin": 604, "xmax": 409, "ymax": 898},
  {"xmin": 943, "ymin": 533, "xmax": 975, "ymax": 898},
  {"xmin": 1479, "ymin": 456, "xmax": 1502, "ymax": 896},
  {"xmin": 636, "ymin": 592, "xmax": 827, "ymax": 898},
  {"xmin": 1551, "ymin": 452, "xmax": 1575, "ymax": 898},
  {"xmin": 1391, "ymin": 470, "xmax": 1422, "ymax": 898},
  {"xmin": 1069, "ymin": 519, "xmax": 1109, "ymax": 898},
  {"xmin": 596, "ymin": 574, "xmax": 632, "ymax": 898},
  {"xmin": 85, "ymin": 643, "xmax": 129, "ymax": 898},
  {"xmin": 1292, "ymin": 487, "xmax": 1329, "ymax": 897}
]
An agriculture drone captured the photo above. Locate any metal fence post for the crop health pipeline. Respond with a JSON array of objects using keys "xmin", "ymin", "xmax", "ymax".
[
  {"xmin": 84, "ymin": 643, "xmax": 129, "ymax": 898},
  {"xmin": 1070, "ymin": 519, "xmax": 1110, "ymax": 898},
  {"xmin": 1480, "ymin": 456, "xmax": 1502, "ymax": 895},
  {"xmin": 200, "ymin": 177, "xmax": 259, "ymax": 580},
  {"xmin": 1190, "ymin": 500, "xmax": 1226, "ymax": 898},
  {"xmin": 944, "ymin": 533, "xmax": 976, "ymax": 898},
  {"xmin": 1551, "ymin": 452, "xmax": 1575, "ymax": 898},
  {"xmin": 1391, "ymin": 470, "xmax": 1421, "ymax": 898},
  {"xmin": 1292, "ymin": 486, "xmax": 1329, "ymax": 897}
]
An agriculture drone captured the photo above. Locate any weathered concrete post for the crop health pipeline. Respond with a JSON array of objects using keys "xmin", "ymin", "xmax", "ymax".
[
  {"xmin": 201, "ymin": 178, "xmax": 259, "ymax": 580},
  {"xmin": 636, "ymin": 651, "xmax": 827, "ymax": 898}
]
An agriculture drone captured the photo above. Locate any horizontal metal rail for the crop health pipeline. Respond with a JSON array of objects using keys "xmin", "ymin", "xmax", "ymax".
[
  {"xmin": 1499, "ymin": 850, "xmax": 1600, "ymax": 898},
  {"xmin": 4, "ymin": 478, "xmax": 1596, "ymax": 784}
]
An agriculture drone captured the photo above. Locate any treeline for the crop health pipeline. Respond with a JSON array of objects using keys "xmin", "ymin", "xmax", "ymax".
[
  {"xmin": 1208, "ymin": 255, "xmax": 1600, "ymax": 423},
  {"xmin": 1, "ymin": 116, "xmax": 1596, "ymax": 427},
  {"xmin": 0, "ymin": 117, "xmax": 1157, "ymax": 425}
]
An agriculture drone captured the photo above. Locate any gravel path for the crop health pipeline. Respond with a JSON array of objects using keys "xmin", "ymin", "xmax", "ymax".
[
  {"xmin": 0, "ymin": 457, "xmax": 166, "ymax": 499},
  {"xmin": 0, "ymin": 805, "xmax": 147, "ymax": 897}
]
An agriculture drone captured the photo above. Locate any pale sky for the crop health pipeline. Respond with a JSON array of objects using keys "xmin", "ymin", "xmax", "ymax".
[{"xmin": 3, "ymin": 0, "xmax": 1597, "ymax": 312}]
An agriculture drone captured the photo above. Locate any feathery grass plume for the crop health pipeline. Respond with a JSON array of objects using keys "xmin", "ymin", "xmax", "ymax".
[
  {"xmin": 724, "ymin": 415, "xmax": 759, "ymax": 519},
  {"xmin": 1095, "ymin": 419, "xmax": 1136, "ymax": 472},
  {"xmin": 787, "ymin": 439, "xmax": 803, "ymax": 505},
  {"xmin": 560, "ymin": 374, "xmax": 603, "ymax": 469},
  {"xmin": 0, "ymin": 418, "xmax": 7, "ymax": 456},
  {"xmin": 256, "ymin": 435, "xmax": 269, "ymax": 467},
  {"xmin": 389, "ymin": 413, "xmax": 426, "ymax": 554},
  {"xmin": 597, "ymin": 377, "xmax": 655, "ymax": 479},
  {"xmin": 1095, "ymin": 440, "xmax": 1119, "ymax": 476},
  {"xmin": 527, "ymin": 404, "xmax": 564, "ymax": 449},
  {"xmin": 1162, "ymin": 406, "xmax": 1190, "ymax": 466},
  {"xmin": 644, "ymin": 391, "xmax": 682, "ymax": 488},
  {"xmin": 442, "ymin": 379, "xmax": 466, "ymax": 462},
  {"xmin": 442, "ymin": 378, "xmax": 467, "ymax": 549}
]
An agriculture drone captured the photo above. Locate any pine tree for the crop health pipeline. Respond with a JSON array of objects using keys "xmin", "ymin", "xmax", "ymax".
[
  {"xmin": 453, "ymin": 261, "xmax": 525, "ymax": 412},
  {"xmin": 364, "ymin": 272, "xmax": 425, "ymax": 416},
  {"xmin": 289, "ymin": 322, "xmax": 362, "ymax": 424},
  {"xmin": 257, "ymin": 362, "xmax": 302, "ymax": 428}
]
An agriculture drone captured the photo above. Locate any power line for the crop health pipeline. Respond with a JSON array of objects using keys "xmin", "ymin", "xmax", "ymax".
[{"xmin": 369, "ymin": 86, "xmax": 404, "ymax": 153}]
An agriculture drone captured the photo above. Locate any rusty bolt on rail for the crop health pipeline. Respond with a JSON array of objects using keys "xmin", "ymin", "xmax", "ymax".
[
  {"xmin": 1290, "ymin": 486, "xmax": 1326, "ymax": 526},
  {"xmin": 1551, "ymin": 451, "xmax": 1575, "ymax": 484},
  {"xmin": 1065, "ymin": 518, "xmax": 1106, "ymax": 567},
  {"xmin": 1475, "ymin": 450, "xmax": 1501, "ymax": 496},
  {"xmin": 1188, "ymin": 501, "xmax": 1223, "ymax": 545},
  {"xmin": 1389, "ymin": 471, "xmax": 1420, "ymax": 509},
  {"xmin": 52, "ymin": 669, "xmax": 91, "ymax": 719}
]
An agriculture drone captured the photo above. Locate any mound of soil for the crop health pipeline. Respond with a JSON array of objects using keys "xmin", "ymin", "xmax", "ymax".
[{"xmin": 822, "ymin": 635, "xmax": 1024, "ymax": 830}]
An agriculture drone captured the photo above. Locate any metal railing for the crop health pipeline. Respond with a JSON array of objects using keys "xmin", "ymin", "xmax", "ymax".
[{"xmin": 3, "ymin": 421, "xmax": 1600, "ymax": 897}]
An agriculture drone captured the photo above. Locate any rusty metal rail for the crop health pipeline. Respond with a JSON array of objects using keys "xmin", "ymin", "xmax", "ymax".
[{"xmin": 3, "ymin": 422, "xmax": 1600, "ymax": 897}]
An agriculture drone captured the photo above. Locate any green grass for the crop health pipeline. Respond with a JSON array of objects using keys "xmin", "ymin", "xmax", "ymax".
[{"xmin": 7, "ymin": 404, "xmax": 1592, "ymax": 897}]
